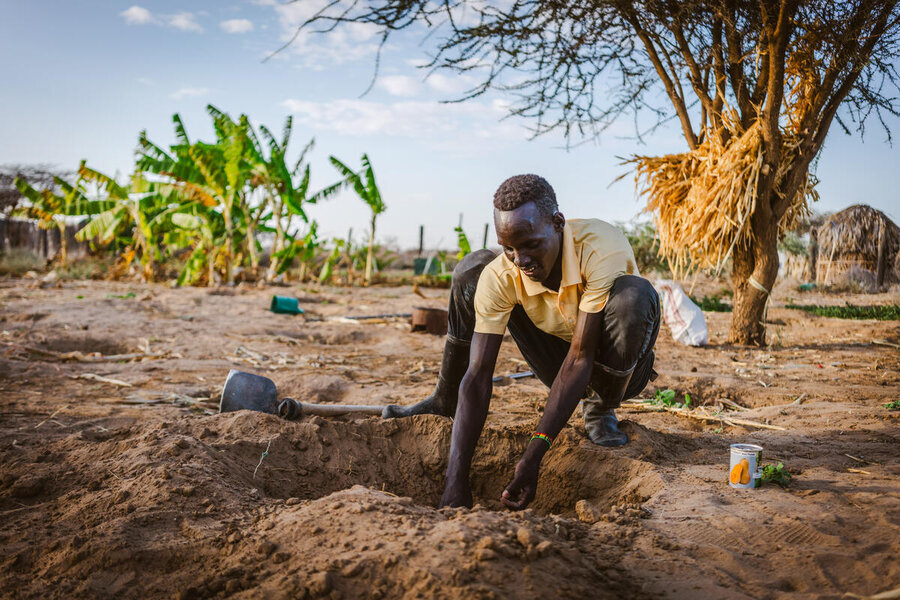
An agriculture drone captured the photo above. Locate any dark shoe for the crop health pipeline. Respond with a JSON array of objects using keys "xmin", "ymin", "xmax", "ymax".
[
  {"xmin": 382, "ymin": 392, "xmax": 451, "ymax": 418},
  {"xmin": 383, "ymin": 337, "xmax": 470, "ymax": 419},
  {"xmin": 583, "ymin": 404, "xmax": 628, "ymax": 447}
]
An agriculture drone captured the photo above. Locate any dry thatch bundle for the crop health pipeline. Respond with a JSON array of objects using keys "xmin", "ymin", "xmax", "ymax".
[
  {"xmin": 627, "ymin": 112, "xmax": 818, "ymax": 277},
  {"xmin": 781, "ymin": 252, "xmax": 811, "ymax": 281},
  {"xmin": 815, "ymin": 204, "xmax": 899, "ymax": 285}
]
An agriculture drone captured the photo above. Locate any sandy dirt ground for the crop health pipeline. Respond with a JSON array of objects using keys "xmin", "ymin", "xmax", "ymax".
[{"xmin": 0, "ymin": 275, "xmax": 898, "ymax": 599}]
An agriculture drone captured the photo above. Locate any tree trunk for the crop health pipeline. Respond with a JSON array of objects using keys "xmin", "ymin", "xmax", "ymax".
[
  {"xmin": 876, "ymin": 222, "xmax": 887, "ymax": 289},
  {"xmin": 808, "ymin": 228, "xmax": 818, "ymax": 282},
  {"xmin": 266, "ymin": 198, "xmax": 285, "ymax": 282},
  {"xmin": 206, "ymin": 240, "xmax": 217, "ymax": 286},
  {"xmin": 365, "ymin": 214, "xmax": 376, "ymax": 284},
  {"xmin": 728, "ymin": 205, "xmax": 780, "ymax": 346},
  {"xmin": 247, "ymin": 219, "xmax": 259, "ymax": 271},
  {"xmin": 223, "ymin": 203, "xmax": 234, "ymax": 285},
  {"xmin": 346, "ymin": 227, "xmax": 355, "ymax": 279},
  {"xmin": 57, "ymin": 222, "xmax": 67, "ymax": 267}
]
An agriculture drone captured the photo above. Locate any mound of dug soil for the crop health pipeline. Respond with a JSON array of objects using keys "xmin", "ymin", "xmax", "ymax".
[
  {"xmin": 2, "ymin": 279, "xmax": 898, "ymax": 599},
  {"xmin": 0, "ymin": 411, "xmax": 656, "ymax": 599}
]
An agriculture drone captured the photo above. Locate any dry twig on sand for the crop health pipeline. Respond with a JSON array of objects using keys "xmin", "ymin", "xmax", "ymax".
[
  {"xmin": 872, "ymin": 339, "xmax": 900, "ymax": 349},
  {"xmin": 843, "ymin": 586, "xmax": 900, "ymax": 600},
  {"xmin": 69, "ymin": 373, "xmax": 133, "ymax": 387},
  {"xmin": 622, "ymin": 400, "xmax": 787, "ymax": 431},
  {"xmin": 34, "ymin": 405, "xmax": 68, "ymax": 429},
  {"xmin": 1, "ymin": 341, "xmax": 167, "ymax": 362},
  {"xmin": 715, "ymin": 398, "xmax": 749, "ymax": 411},
  {"xmin": 845, "ymin": 454, "xmax": 880, "ymax": 466}
]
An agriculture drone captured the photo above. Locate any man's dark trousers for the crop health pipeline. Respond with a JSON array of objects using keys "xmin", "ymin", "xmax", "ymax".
[{"xmin": 446, "ymin": 249, "xmax": 660, "ymax": 408}]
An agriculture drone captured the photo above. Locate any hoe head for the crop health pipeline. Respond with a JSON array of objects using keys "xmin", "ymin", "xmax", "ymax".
[{"xmin": 219, "ymin": 369, "xmax": 280, "ymax": 414}]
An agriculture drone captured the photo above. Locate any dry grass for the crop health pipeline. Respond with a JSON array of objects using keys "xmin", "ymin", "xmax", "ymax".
[{"xmin": 626, "ymin": 112, "xmax": 817, "ymax": 278}]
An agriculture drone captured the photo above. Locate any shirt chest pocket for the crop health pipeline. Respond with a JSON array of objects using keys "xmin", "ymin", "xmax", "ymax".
[{"xmin": 557, "ymin": 286, "xmax": 581, "ymax": 327}]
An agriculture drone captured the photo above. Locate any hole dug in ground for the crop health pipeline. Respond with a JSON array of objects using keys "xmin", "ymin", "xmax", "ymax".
[
  {"xmin": 0, "ymin": 409, "xmax": 666, "ymax": 599},
  {"xmin": 203, "ymin": 412, "xmax": 664, "ymax": 516},
  {"xmin": 38, "ymin": 334, "xmax": 134, "ymax": 355}
]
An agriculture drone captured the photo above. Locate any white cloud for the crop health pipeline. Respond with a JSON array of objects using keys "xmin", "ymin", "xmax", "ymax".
[
  {"xmin": 258, "ymin": 0, "xmax": 383, "ymax": 67},
  {"xmin": 168, "ymin": 12, "xmax": 203, "ymax": 32},
  {"xmin": 220, "ymin": 19, "xmax": 254, "ymax": 34},
  {"xmin": 120, "ymin": 6, "xmax": 203, "ymax": 32},
  {"xmin": 378, "ymin": 76, "xmax": 420, "ymax": 97},
  {"xmin": 425, "ymin": 73, "xmax": 476, "ymax": 95},
  {"xmin": 170, "ymin": 87, "xmax": 211, "ymax": 100},
  {"xmin": 121, "ymin": 5, "xmax": 155, "ymax": 25},
  {"xmin": 280, "ymin": 98, "xmax": 525, "ymax": 143}
]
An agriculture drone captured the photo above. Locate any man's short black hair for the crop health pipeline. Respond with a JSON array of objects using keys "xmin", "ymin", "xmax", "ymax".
[{"xmin": 493, "ymin": 174, "xmax": 558, "ymax": 216}]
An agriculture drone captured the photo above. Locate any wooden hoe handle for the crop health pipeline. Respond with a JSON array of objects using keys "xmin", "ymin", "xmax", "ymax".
[{"xmin": 278, "ymin": 398, "xmax": 384, "ymax": 420}]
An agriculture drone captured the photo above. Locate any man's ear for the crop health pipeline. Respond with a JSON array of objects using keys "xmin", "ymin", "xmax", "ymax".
[{"xmin": 552, "ymin": 212, "xmax": 566, "ymax": 232}]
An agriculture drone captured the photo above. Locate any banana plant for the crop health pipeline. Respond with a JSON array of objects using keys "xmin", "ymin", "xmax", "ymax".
[
  {"xmin": 138, "ymin": 106, "xmax": 254, "ymax": 284},
  {"xmin": 455, "ymin": 226, "xmax": 472, "ymax": 261},
  {"xmin": 169, "ymin": 207, "xmax": 224, "ymax": 285},
  {"xmin": 13, "ymin": 168, "xmax": 113, "ymax": 265},
  {"xmin": 248, "ymin": 116, "xmax": 316, "ymax": 281},
  {"xmin": 75, "ymin": 165, "xmax": 169, "ymax": 281},
  {"xmin": 317, "ymin": 238, "xmax": 345, "ymax": 283},
  {"xmin": 271, "ymin": 221, "xmax": 320, "ymax": 280},
  {"xmin": 315, "ymin": 154, "xmax": 386, "ymax": 284}
]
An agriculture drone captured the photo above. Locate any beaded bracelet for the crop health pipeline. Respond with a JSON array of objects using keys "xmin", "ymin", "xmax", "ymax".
[{"xmin": 530, "ymin": 432, "xmax": 552, "ymax": 449}]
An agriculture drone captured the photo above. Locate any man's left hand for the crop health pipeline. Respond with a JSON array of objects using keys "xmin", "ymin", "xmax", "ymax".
[{"xmin": 501, "ymin": 458, "xmax": 540, "ymax": 510}]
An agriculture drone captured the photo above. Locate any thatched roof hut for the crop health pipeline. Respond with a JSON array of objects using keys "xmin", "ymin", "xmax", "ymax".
[{"xmin": 813, "ymin": 204, "xmax": 899, "ymax": 288}]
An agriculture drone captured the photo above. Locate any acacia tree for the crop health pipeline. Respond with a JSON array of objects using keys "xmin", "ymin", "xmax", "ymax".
[{"xmin": 295, "ymin": 0, "xmax": 900, "ymax": 345}]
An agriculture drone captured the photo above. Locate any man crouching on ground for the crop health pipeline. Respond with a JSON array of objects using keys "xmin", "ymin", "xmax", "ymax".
[{"xmin": 383, "ymin": 174, "xmax": 661, "ymax": 510}]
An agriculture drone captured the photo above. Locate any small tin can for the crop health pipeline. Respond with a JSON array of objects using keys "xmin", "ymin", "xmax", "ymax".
[{"xmin": 729, "ymin": 443, "xmax": 763, "ymax": 489}]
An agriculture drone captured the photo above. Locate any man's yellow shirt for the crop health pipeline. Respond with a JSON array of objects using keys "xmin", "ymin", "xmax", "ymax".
[{"xmin": 474, "ymin": 219, "xmax": 639, "ymax": 342}]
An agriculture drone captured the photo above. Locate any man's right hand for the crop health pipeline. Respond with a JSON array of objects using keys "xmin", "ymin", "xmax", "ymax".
[
  {"xmin": 439, "ymin": 481, "xmax": 473, "ymax": 508},
  {"xmin": 439, "ymin": 332, "xmax": 502, "ymax": 510}
]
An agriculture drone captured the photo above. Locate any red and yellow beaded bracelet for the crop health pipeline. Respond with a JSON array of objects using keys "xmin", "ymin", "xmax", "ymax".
[{"xmin": 530, "ymin": 432, "xmax": 552, "ymax": 449}]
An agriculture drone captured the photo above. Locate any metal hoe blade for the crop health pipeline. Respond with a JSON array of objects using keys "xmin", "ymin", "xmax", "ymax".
[{"xmin": 219, "ymin": 369, "xmax": 280, "ymax": 414}]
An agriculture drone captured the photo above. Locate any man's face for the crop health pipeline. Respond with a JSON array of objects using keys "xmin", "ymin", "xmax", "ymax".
[{"xmin": 494, "ymin": 201, "xmax": 565, "ymax": 284}]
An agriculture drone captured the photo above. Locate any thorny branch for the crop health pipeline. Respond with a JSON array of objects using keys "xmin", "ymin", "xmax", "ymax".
[{"xmin": 278, "ymin": 0, "xmax": 899, "ymax": 155}]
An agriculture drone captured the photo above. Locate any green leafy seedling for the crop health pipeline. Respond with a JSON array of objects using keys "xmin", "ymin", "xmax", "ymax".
[
  {"xmin": 712, "ymin": 427, "xmax": 723, "ymax": 434},
  {"xmin": 761, "ymin": 462, "xmax": 792, "ymax": 487},
  {"xmin": 883, "ymin": 400, "xmax": 900, "ymax": 411},
  {"xmin": 106, "ymin": 291, "xmax": 136, "ymax": 299},
  {"xmin": 655, "ymin": 389, "xmax": 676, "ymax": 406},
  {"xmin": 646, "ymin": 388, "xmax": 692, "ymax": 409}
]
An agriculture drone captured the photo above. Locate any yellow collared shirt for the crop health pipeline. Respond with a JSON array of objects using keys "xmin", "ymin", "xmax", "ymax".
[{"xmin": 473, "ymin": 219, "xmax": 639, "ymax": 342}]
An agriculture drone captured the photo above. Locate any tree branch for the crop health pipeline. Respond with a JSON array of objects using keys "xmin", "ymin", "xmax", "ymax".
[{"xmin": 625, "ymin": 10, "xmax": 698, "ymax": 148}]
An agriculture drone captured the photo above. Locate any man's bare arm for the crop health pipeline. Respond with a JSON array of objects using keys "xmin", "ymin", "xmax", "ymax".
[
  {"xmin": 440, "ymin": 331, "xmax": 503, "ymax": 508},
  {"xmin": 501, "ymin": 309, "xmax": 604, "ymax": 509}
]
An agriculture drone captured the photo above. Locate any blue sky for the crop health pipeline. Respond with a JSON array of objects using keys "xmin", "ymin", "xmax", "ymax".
[{"xmin": 1, "ymin": 1, "xmax": 898, "ymax": 248}]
